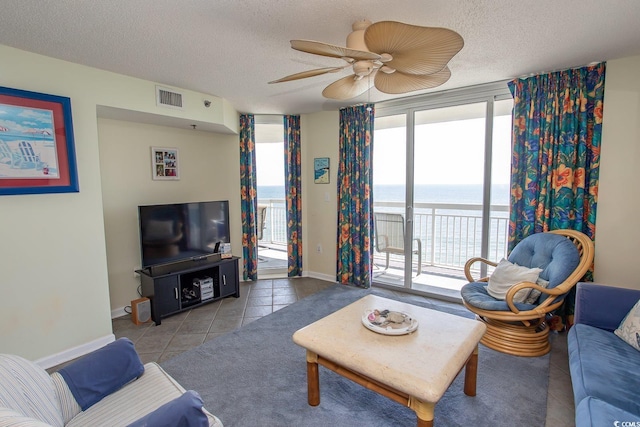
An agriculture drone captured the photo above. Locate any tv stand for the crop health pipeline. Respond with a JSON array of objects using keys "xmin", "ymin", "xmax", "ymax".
[{"xmin": 139, "ymin": 256, "xmax": 239, "ymax": 325}]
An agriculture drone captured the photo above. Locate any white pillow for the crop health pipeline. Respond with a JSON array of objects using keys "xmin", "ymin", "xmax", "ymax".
[
  {"xmin": 614, "ymin": 299, "xmax": 640, "ymax": 351},
  {"xmin": 487, "ymin": 258, "xmax": 543, "ymax": 303},
  {"xmin": 524, "ymin": 278, "xmax": 550, "ymax": 304}
]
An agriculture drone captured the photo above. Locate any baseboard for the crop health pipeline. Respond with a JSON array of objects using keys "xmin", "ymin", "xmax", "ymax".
[
  {"xmin": 35, "ymin": 334, "xmax": 115, "ymax": 370},
  {"xmin": 306, "ymin": 271, "xmax": 336, "ymax": 283},
  {"xmin": 111, "ymin": 306, "xmax": 128, "ymax": 319}
]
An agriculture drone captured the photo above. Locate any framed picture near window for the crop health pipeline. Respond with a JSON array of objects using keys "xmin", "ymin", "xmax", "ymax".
[
  {"xmin": 151, "ymin": 147, "xmax": 180, "ymax": 180},
  {"xmin": 0, "ymin": 86, "xmax": 79, "ymax": 195},
  {"xmin": 314, "ymin": 157, "xmax": 330, "ymax": 184}
]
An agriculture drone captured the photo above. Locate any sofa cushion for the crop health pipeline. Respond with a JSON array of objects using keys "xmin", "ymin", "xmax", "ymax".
[
  {"xmin": 50, "ymin": 372, "xmax": 81, "ymax": 424},
  {"xmin": 65, "ymin": 363, "xmax": 222, "ymax": 427},
  {"xmin": 569, "ymin": 324, "xmax": 640, "ymax": 417},
  {"xmin": 575, "ymin": 283, "xmax": 640, "ymax": 331},
  {"xmin": 58, "ymin": 338, "xmax": 144, "ymax": 411},
  {"xmin": 0, "ymin": 407, "xmax": 53, "ymax": 427},
  {"xmin": 576, "ymin": 396, "xmax": 640, "ymax": 427},
  {"xmin": 127, "ymin": 390, "xmax": 209, "ymax": 427},
  {"xmin": 0, "ymin": 355, "xmax": 63, "ymax": 427}
]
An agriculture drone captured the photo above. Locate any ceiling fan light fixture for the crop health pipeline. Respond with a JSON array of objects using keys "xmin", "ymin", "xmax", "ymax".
[
  {"xmin": 353, "ymin": 60, "xmax": 373, "ymax": 77},
  {"xmin": 346, "ymin": 20, "xmax": 373, "ymax": 51}
]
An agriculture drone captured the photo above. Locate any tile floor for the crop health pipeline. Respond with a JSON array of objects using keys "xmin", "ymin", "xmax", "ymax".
[{"xmin": 110, "ymin": 277, "xmax": 575, "ymax": 427}]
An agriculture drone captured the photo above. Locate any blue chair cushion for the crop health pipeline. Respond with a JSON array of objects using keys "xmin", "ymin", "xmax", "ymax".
[
  {"xmin": 461, "ymin": 281, "xmax": 537, "ymax": 312},
  {"xmin": 508, "ymin": 233, "xmax": 580, "ymax": 291}
]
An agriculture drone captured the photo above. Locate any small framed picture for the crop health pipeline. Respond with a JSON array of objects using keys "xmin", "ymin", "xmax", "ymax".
[
  {"xmin": 151, "ymin": 147, "xmax": 179, "ymax": 180},
  {"xmin": 314, "ymin": 157, "xmax": 330, "ymax": 184}
]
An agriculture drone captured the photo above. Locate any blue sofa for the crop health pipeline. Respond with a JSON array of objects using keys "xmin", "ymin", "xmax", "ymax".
[{"xmin": 568, "ymin": 282, "xmax": 640, "ymax": 426}]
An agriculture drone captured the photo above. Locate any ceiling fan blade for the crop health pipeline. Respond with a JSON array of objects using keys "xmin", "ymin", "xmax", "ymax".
[
  {"xmin": 374, "ymin": 66, "xmax": 451, "ymax": 94},
  {"xmin": 364, "ymin": 21, "xmax": 463, "ymax": 75},
  {"xmin": 291, "ymin": 40, "xmax": 381, "ymax": 61},
  {"xmin": 268, "ymin": 66, "xmax": 347, "ymax": 84},
  {"xmin": 322, "ymin": 74, "xmax": 374, "ymax": 100}
]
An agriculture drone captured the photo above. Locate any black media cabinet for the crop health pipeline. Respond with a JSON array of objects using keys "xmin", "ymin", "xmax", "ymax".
[{"xmin": 139, "ymin": 256, "xmax": 240, "ymax": 325}]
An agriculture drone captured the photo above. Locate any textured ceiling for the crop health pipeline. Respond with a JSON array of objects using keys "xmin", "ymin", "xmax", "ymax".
[{"xmin": 0, "ymin": 1, "xmax": 639, "ymax": 115}]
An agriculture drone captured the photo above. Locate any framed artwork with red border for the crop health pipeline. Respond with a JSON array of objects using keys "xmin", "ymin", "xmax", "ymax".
[{"xmin": 0, "ymin": 86, "xmax": 79, "ymax": 195}]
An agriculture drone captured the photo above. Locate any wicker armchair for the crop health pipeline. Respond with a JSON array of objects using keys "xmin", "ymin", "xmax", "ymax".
[{"xmin": 460, "ymin": 229, "xmax": 594, "ymax": 357}]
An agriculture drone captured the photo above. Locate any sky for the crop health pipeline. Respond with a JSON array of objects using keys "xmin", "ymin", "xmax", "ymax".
[
  {"xmin": 254, "ymin": 111, "xmax": 512, "ymax": 187},
  {"xmin": 374, "ymin": 115, "xmax": 512, "ymax": 186},
  {"xmin": 255, "ymin": 135, "xmax": 285, "ymax": 186}
]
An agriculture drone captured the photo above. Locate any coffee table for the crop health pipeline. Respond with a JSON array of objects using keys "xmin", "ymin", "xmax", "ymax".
[{"xmin": 292, "ymin": 294, "xmax": 486, "ymax": 427}]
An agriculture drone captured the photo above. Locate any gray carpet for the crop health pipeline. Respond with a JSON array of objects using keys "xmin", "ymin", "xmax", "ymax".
[{"xmin": 161, "ymin": 284, "xmax": 549, "ymax": 427}]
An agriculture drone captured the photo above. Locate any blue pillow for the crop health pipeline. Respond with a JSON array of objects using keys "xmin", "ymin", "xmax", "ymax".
[
  {"xmin": 127, "ymin": 390, "xmax": 209, "ymax": 427},
  {"xmin": 58, "ymin": 338, "xmax": 144, "ymax": 411}
]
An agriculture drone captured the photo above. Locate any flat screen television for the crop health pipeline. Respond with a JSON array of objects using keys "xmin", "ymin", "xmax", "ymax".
[{"xmin": 138, "ymin": 200, "xmax": 230, "ymax": 269}]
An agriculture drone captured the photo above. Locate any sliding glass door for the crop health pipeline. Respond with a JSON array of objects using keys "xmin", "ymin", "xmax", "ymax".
[
  {"xmin": 372, "ymin": 114, "xmax": 407, "ymax": 287},
  {"xmin": 255, "ymin": 117, "xmax": 287, "ymax": 275},
  {"xmin": 411, "ymin": 102, "xmax": 487, "ymax": 296},
  {"xmin": 372, "ymin": 85, "xmax": 512, "ymax": 298}
]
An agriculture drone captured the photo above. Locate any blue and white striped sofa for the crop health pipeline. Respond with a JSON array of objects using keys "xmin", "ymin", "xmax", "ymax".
[{"xmin": 0, "ymin": 339, "xmax": 223, "ymax": 427}]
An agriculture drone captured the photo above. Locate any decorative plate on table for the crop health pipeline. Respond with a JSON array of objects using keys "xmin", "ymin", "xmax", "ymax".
[{"xmin": 361, "ymin": 309, "xmax": 419, "ymax": 335}]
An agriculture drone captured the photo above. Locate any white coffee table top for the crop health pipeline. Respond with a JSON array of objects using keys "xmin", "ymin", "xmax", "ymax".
[{"xmin": 292, "ymin": 294, "xmax": 486, "ymax": 403}]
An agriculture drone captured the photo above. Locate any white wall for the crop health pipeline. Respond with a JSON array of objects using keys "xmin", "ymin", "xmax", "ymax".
[
  {"xmin": 0, "ymin": 44, "xmax": 237, "ymax": 364},
  {"xmin": 301, "ymin": 111, "xmax": 340, "ymax": 280},
  {"xmin": 98, "ymin": 119, "xmax": 241, "ymax": 313},
  {"xmin": 593, "ymin": 55, "xmax": 640, "ymax": 289}
]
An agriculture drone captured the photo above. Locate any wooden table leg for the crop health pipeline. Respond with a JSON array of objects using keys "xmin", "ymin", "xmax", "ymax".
[
  {"xmin": 464, "ymin": 344, "xmax": 479, "ymax": 396},
  {"xmin": 408, "ymin": 396, "xmax": 434, "ymax": 427},
  {"xmin": 306, "ymin": 350, "xmax": 320, "ymax": 406}
]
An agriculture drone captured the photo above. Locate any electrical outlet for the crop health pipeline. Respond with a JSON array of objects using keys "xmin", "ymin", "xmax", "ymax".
[{"xmin": 316, "ymin": 244, "xmax": 322, "ymax": 254}]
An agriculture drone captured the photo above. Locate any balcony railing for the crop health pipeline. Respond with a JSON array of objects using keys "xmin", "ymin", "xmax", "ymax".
[
  {"xmin": 257, "ymin": 199, "xmax": 509, "ymax": 273},
  {"xmin": 259, "ymin": 199, "xmax": 287, "ymax": 245}
]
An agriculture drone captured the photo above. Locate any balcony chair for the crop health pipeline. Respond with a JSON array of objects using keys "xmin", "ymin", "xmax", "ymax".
[
  {"xmin": 257, "ymin": 204, "xmax": 267, "ymax": 241},
  {"xmin": 257, "ymin": 204, "xmax": 267, "ymax": 262},
  {"xmin": 460, "ymin": 229, "xmax": 594, "ymax": 357},
  {"xmin": 373, "ymin": 212, "xmax": 422, "ymax": 275}
]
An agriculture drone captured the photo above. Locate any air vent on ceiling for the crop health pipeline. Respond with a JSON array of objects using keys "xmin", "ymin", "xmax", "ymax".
[{"xmin": 156, "ymin": 86, "xmax": 184, "ymax": 110}]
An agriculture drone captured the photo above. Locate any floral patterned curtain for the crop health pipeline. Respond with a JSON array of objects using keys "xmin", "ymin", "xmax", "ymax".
[
  {"xmin": 284, "ymin": 115, "xmax": 303, "ymax": 277},
  {"xmin": 508, "ymin": 62, "xmax": 605, "ymax": 329},
  {"xmin": 336, "ymin": 104, "xmax": 375, "ymax": 288},
  {"xmin": 239, "ymin": 114, "xmax": 258, "ymax": 281}
]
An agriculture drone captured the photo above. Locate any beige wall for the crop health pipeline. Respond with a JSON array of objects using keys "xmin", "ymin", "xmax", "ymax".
[
  {"xmin": 98, "ymin": 119, "xmax": 241, "ymax": 312},
  {"xmin": 0, "ymin": 44, "xmax": 237, "ymax": 364},
  {"xmin": 301, "ymin": 111, "xmax": 340, "ymax": 280},
  {"xmin": 593, "ymin": 55, "xmax": 640, "ymax": 289}
]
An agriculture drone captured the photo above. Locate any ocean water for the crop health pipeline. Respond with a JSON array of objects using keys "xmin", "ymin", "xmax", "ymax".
[
  {"xmin": 258, "ymin": 184, "xmax": 510, "ymax": 205},
  {"xmin": 258, "ymin": 183, "xmax": 511, "ymax": 264}
]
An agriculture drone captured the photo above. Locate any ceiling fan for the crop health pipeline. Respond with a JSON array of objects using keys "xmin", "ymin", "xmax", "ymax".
[{"xmin": 268, "ymin": 20, "xmax": 464, "ymax": 100}]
